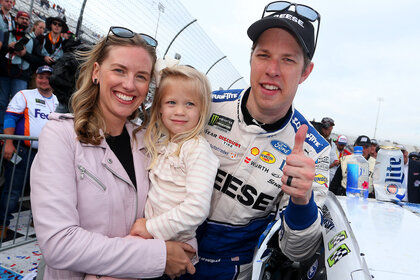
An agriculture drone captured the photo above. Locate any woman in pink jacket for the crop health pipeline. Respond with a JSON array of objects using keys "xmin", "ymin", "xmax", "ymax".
[{"xmin": 30, "ymin": 27, "xmax": 195, "ymax": 280}]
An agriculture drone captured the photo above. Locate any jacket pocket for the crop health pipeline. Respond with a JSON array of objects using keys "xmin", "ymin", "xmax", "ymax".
[{"xmin": 78, "ymin": 165, "xmax": 107, "ymax": 191}]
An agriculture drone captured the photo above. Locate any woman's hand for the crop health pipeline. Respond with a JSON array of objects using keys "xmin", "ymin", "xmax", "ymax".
[
  {"xmin": 129, "ymin": 218, "xmax": 153, "ymax": 239},
  {"xmin": 164, "ymin": 241, "xmax": 196, "ymax": 279}
]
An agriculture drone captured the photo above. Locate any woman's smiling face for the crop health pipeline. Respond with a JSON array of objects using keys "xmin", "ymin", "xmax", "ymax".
[{"xmin": 93, "ymin": 45, "xmax": 153, "ymax": 130}]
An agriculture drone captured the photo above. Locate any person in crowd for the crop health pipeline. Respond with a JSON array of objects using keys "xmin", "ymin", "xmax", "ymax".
[
  {"xmin": 370, "ymin": 138, "xmax": 378, "ymax": 158},
  {"xmin": 40, "ymin": 0, "xmax": 49, "ymax": 9},
  {"xmin": 329, "ymin": 135, "xmax": 351, "ymax": 183},
  {"xmin": 0, "ymin": 0, "xmax": 15, "ymax": 33},
  {"xmin": 336, "ymin": 135, "xmax": 351, "ymax": 159},
  {"xmin": 47, "ymin": 27, "xmax": 83, "ymax": 113},
  {"xmin": 0, "ymin": 65, "xmax": 57, "ymax": 240},
  {"xmin": 30, "ymin": 27, "xmax": 195, "ymax": 280},
  {"xmin": 30, "ymin": 20, "xmax": 45, "ymax": 38},
  {"xmin": 0, "ymin": 11, "xmax": 42, "ymax": 132},
  {"xmin": 375, "ymin": 144, "xmax": 380, "ymax": 156},
  {"xmin": 38, "ymin": 16, "xmax": 67, "ymax": 65},
  {"xmin": 407, "ymin": 151, "xmax": 420, "ymax": 203},
  {"xmin": 312, "ymin": 117, "xmax": 337, "ymax": 181},
  {"xmin": 48, "ymin": 43, "xmax": 84, "ymax": 113},
  {"xmin": 330, "ymin": 135, "xmax": 376, "ymax": 197},
  {"xmin": 319, "ymin": 117, "xmax": 335, "ymax": 144},
  {"xmin": 61, "ymin": 30, "xmax": 81, "ymax": 52},
  {"xmin": 27, "ymin": 20, "xmax": 47, "ymax": 86},
  {"xmin": 182, "ymin": 2, "xmax": 330, "ymax": 279},
  {"xmin": 85, "ymin": 64, "xmax": 219, "ymax": 280}
]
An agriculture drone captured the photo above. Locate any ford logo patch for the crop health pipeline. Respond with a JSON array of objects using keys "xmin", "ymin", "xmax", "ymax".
[
  {"xmin": 271, "ymin": 140, "xmax": 291, "ymax": 155},
  {"xmin": 307, "ymin": 259, "xmax": 318, "ymax": 279}
]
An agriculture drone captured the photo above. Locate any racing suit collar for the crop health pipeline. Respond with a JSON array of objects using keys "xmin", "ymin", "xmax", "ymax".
[{"xmin": 241, "ymin": 87, "xmax": 293, "ymax": 132}]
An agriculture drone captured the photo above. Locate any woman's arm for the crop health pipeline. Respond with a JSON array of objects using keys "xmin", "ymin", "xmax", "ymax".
[{"xmin": 30, "ymin": 118, "xmax": 167, "ymax": 278}]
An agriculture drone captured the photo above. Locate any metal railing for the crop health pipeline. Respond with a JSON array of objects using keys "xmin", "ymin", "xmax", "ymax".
[{"xmin": 0, "ymin": 134, "xmax": 38, "ymax": 251}]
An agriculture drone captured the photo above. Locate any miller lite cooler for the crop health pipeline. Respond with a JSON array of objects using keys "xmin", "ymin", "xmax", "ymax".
[{"xmin": 373, "ymin": 146, "xmax": 405, "ymax": 201}]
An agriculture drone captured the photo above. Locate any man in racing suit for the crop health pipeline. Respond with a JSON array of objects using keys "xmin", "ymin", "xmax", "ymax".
[{"xmin": 187, "ymin": 3, "xmax": 329, "ymax": 280}]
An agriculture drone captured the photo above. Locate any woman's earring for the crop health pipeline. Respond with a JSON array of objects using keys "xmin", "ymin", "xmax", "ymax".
[{"xmin": 93, "ymin": 78, "xmax": 98, "ymax": 85}]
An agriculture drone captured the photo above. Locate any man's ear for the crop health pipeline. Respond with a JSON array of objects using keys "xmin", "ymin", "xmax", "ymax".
[{"xmin": 299, "ymin": 62, "xmax": 314, "ymax": 84}]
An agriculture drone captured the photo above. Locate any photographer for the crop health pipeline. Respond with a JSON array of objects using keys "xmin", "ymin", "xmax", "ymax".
[
  {"xmin": 37, "ymin": 16, "xmax": 67, "ymax": 65},
  {"xmin": 0, "ymin": 11, "xmax": 43, "ymax": 132}
]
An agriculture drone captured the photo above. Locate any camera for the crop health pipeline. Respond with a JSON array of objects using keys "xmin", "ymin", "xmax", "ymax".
[{"xmin": 13, "ymin": 33, "xmax": 31, "ymax": 52}]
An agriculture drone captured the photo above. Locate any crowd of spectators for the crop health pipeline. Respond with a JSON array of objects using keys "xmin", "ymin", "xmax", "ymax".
[
  {"xmin": 39, "ymin": 0, "xmax": 65, "ymax": 16},
  {"xmin": 0, "ymin": 0, "xmax": 80, "ymax": 240},
  {"xmin": 311, "ymin": 116, "xmax": 418, "ymax": 201}
]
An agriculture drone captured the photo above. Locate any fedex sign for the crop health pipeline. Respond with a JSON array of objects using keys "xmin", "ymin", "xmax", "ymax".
[{"xmin": 35, "ymin": 109, "xmax": 49, "ymax": 120}]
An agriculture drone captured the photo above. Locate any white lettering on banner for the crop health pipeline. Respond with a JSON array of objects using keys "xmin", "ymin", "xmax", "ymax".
[
  {"xmin": 212, "ymin": 92, "xmax": 239, "ymax": 100},
  {"xmin": 292, "ymin": 117, "xmax": 301, "ymax": 129},
  {"xmin": 307, "ymin": 133, "xmax": 321, "ymax": 147},
  {"xmin": 275, "ymin": 14, "xmax": 304, "ymax": 28},
  {"xmin": 292, "ymin": 117, "xmax": 320, "ymax": 147}
]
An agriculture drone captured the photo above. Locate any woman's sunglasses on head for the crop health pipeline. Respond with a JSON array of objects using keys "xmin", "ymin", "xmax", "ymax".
[{"xmin": 106, "ymin": 26, "xmax": 158, "ymax": 48}]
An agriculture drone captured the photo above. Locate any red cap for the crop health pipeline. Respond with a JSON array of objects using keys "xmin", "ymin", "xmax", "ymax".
[{"xmin": 16, "ymin": 11, "xmax": 30, "ymax": 19}]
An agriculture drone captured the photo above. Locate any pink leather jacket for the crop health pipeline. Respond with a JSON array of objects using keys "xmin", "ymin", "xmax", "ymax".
[{"xmin": 30, "ymin": 113, "xmax": 166, "ymax": 279}]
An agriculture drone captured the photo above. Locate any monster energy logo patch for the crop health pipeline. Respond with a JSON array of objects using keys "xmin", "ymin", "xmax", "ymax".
[
  {"xmin": 35, "ymin": 98, "xmax": 45, "ymax": 105},
  {"xmin": 208, "ymin": 114, "xmax": 234, "ymax": 131}
]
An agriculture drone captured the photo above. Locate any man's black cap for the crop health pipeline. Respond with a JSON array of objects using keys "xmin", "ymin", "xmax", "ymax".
[{"xmin": 247, "ymin": 11, "xmax": 315, "ymax": 59}]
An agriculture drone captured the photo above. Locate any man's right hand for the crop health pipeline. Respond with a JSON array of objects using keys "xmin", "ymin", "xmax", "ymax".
[
  {"xmin": 164, "ymin": 241, "xmax": 196, "ymax": 279},
  {"xmin": 4, "ymin": 140, "xmax": 16, "ymax": 161}
]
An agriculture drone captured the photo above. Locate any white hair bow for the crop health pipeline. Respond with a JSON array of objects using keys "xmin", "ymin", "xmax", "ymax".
[{"xmin": 153, "ymin": 56, "xmax": 180, "ymax": 87}]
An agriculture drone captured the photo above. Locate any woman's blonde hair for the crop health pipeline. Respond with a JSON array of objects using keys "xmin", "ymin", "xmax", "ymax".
[
  {"xmin": 144, "ymin": 65, "xmax": 212, "ymax": 167},
  {"xmin": 70, "ymin": 34, "xmax": 157, "ymax": 145},
  {"xmin": 31, "ymin": 20, "xmax": 44, "ymax": 33}
]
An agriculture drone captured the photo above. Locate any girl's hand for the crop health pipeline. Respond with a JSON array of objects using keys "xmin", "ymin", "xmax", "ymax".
[{"xmin": 129, "ymin": 218, "xmax": 153, "ymax": 239}]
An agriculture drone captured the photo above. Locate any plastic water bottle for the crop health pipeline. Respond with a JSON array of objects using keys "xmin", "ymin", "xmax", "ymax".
[{"xmin": 346, "ymin": 146, "xmax": 369, "ymax": 198}]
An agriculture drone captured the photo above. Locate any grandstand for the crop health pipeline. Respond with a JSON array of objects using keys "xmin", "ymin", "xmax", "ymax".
[{"xmin": 14, "ymin": 0, "xmax": 248, "ymax": 93}]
